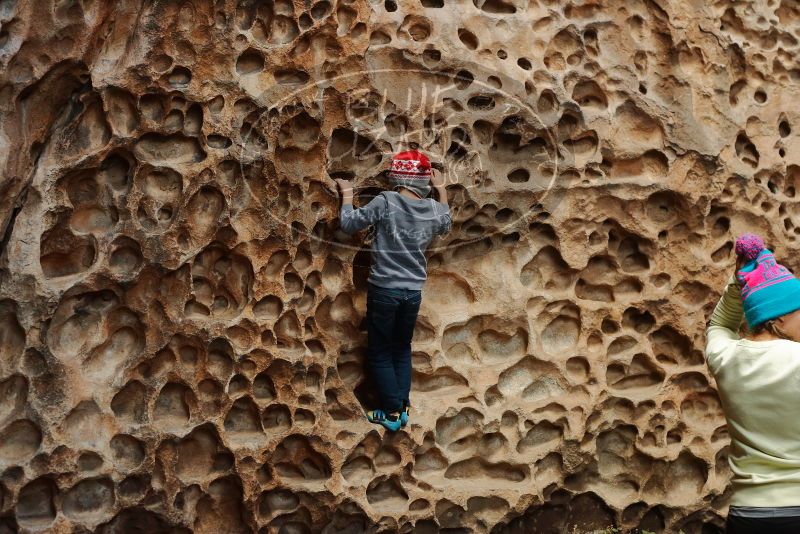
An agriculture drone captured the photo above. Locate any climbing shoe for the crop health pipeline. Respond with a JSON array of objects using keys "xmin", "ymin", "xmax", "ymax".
[
  {"xmin": 366, "ymin": 409, "xmax": 402, "ymax": 432},
  {"xmin": 400, "ymin": 405, "xmax": 410, "ymax": 427}
]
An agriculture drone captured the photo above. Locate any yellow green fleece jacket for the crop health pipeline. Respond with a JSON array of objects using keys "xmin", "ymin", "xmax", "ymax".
[{"xmin": 706, "ymin": 276, "xmax": 800, "ymax": 507}]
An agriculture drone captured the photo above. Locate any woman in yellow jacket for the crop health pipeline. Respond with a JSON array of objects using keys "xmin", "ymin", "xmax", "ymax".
[{"xmin": 706, "ymin": 233, "xmax": 800, "ymax": 533}]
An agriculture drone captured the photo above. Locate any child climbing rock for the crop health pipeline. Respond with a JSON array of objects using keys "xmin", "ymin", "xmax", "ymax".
[
  {"xmin": 706, "ymin": 233, "xmax": 800, "ymax": 534},
  {"xmin": 334, "ymin": 150, "xmax": 452, "ymax": 431}
]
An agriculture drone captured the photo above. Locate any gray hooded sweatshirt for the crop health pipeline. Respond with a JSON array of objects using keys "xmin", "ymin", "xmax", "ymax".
[{"xmin": 340, "ymin": 191, "xmax": 452, "ymax": 290}]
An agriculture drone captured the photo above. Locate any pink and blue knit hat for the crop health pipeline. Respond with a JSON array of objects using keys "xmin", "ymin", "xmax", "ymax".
[{"xmin": 735, "ymin": 233, "xmax": 800, "ymax": 327}]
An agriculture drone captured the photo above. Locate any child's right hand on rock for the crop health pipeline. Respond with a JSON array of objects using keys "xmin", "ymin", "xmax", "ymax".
[
  {"xmin": 430, "ymin": 168, "xmax": 445, "ymax": 187},
  {"xmin": 430, "ymin": 168, "xmax": 449, "ymax": 207}
]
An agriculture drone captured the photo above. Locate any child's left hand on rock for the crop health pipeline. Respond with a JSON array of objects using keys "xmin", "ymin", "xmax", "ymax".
[{"xmin": 334, "ymin": 178, "xmax": 352, "ymax": 194}]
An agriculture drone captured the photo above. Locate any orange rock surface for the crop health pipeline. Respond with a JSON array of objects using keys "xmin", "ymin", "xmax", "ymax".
[{"xmin": 1, "ymin": 0, "xmax": 799, "ymax": 531}]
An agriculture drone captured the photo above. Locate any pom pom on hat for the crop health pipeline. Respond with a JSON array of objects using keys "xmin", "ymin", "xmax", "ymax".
[{"xmin": 735, "ymin": 233, "xmax": 765, "ymax": 262}]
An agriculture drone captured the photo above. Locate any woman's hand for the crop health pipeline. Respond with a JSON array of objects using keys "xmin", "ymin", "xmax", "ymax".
[
  {"xmin": 735, "ymin": 255, "xmax": 745, "ymax": 273},
  {"xmin": 732, "ymin": 254, "xmax": 748, "ymax": 289}
]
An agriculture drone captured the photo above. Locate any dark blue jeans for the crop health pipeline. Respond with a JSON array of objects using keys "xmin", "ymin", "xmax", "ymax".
[{"xmin": 366, "ymin": 283, "xmax": 421, "ymax": 413}]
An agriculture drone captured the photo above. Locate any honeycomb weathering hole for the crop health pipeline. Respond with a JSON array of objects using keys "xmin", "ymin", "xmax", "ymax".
[{"xmin": 0, "ymin": 0, "xmax": 787, "ymax": 531}]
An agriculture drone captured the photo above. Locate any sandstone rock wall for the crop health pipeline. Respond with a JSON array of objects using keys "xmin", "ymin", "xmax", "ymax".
[{"xmin": 1, "ymin": 0, "xmax": 799, "ymax": 532}]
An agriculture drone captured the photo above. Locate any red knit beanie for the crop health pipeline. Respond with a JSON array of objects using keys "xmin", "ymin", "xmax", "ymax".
[{"xmin": 388, "ymin": 150, "xmax": 432, "ymax": 197}]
